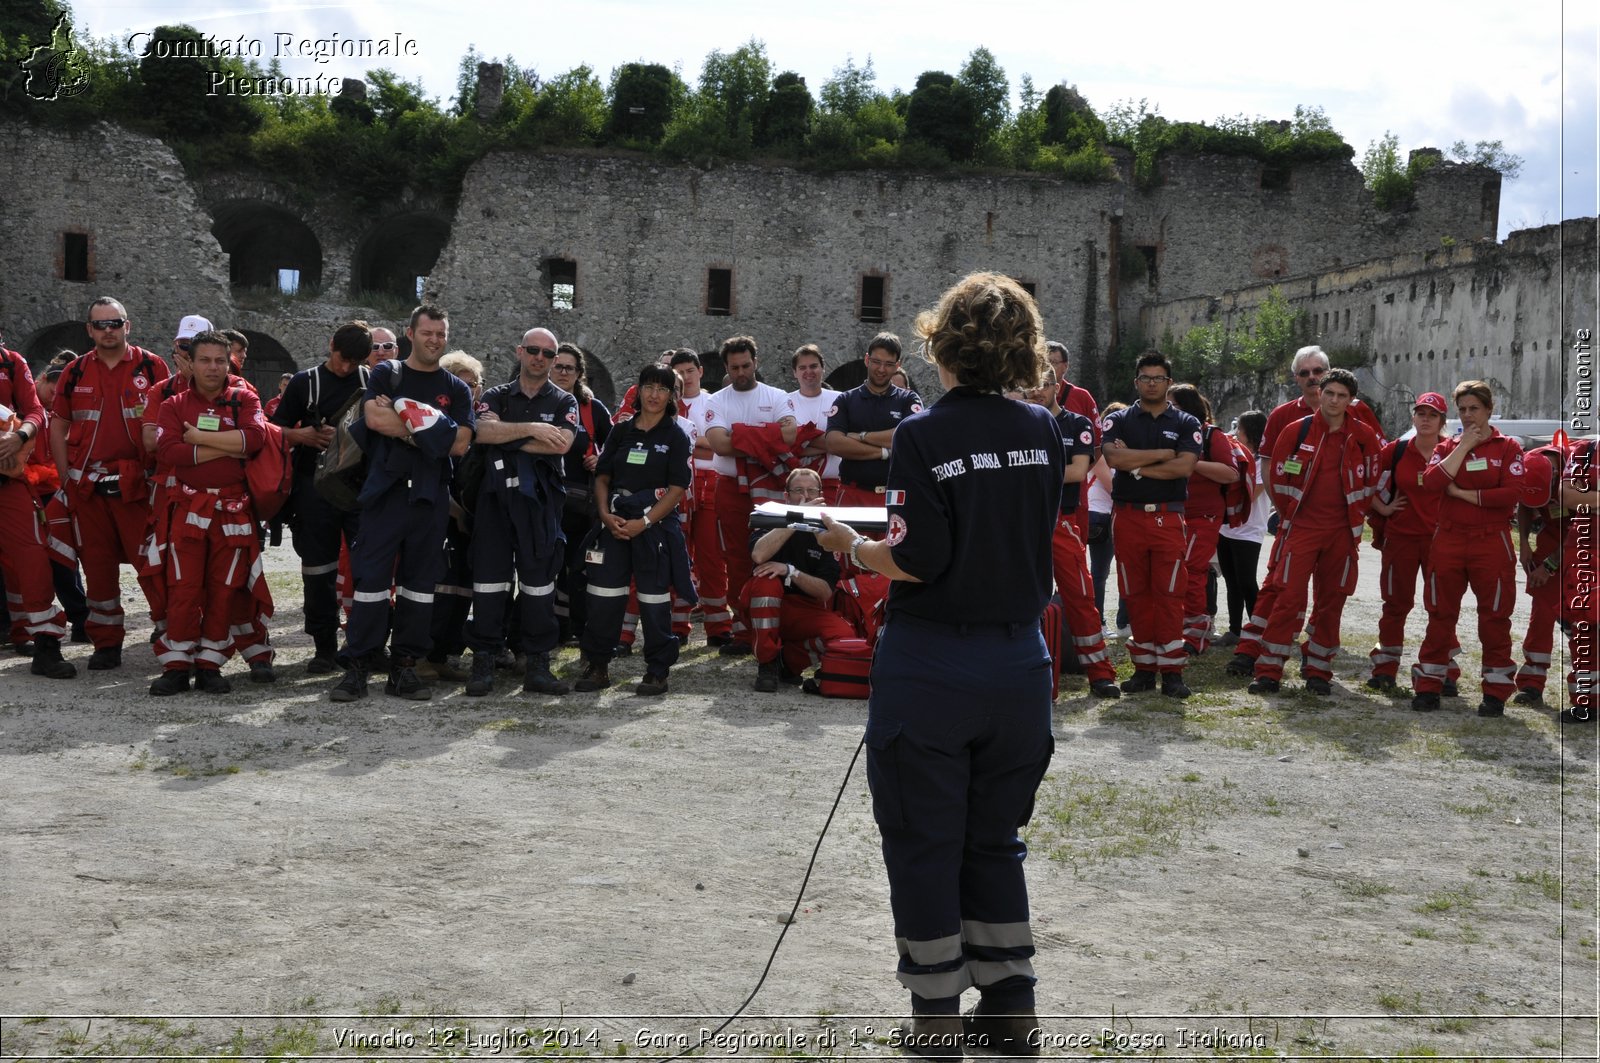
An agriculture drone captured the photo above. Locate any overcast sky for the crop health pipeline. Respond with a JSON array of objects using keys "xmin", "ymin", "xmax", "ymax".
[{"xmin": 70, "ymin": 0, "xmax": 1598, "ymax": 241}]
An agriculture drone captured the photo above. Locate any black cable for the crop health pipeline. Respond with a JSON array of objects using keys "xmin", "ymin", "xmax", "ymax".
[{"xmin": 652, "ymin": 733, "xmax": 867, "ymax": 1063}]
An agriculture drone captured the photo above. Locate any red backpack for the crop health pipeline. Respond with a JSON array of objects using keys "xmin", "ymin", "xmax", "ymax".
[
  {"xmin": 220, "ymin": 386, "xmax": 293, "ymax": 521},
  {"xmin": 1206, "ymin": 424, "xmax": 1256, "ymax": 528}
]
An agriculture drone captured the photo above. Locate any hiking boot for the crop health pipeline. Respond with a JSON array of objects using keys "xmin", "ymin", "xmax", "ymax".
[
  {"xmin": 1089, "ymin": 679, "xmax": 1122, "ymax": 698},
  {"xmin": 1411, "ymin": 691, "xmax": 1441, "ymax": 712},
  {"xmin": 962, "ymin": 1004, "xmax": 1041, "ymax": 1057},
  {"xmin": 149, "ymin": 669, "xmax": 191, "ymax": 696},
  {"xmin": 385, "ymin": 657, "xmax": 432, "ymax": 701},
  {"xmin": 755, "ymin": 659, "xmax": 780, "ymax": 693},
  {"xmin": 573, "ymin": 658, "xmax": 611, "ymax": 692},
  {"xmin": 900, "ymin": 1015, "xmax": 964, "ymax": 1061},
  {"xmin": 248, "ymin": 660, "xmax": 276, "ymax": 684},
  {"xmin": 307, "ymin": 640, "xmax": 340, "ymax": 674},
  {"xmin": 1248, "ymin": 677, "xmax": 1281, "ymax": 695},
  {"xmin": 636, "ymin": 671, "xmax": 670, "ymax": 696},
  {"xmin": 1119, "ymin": 669, "xmax": 1157, "ymax": 694},
  {"xmin": 70, "ymin": 623, "xmax": 89, "ymax": 644},
  {"xmin": 1161, "ymin": 672, "xmax": 1192, "ymax": 699},
  {"xmin": 87, "ymin": 645, "xmax": 123, "ymax": 671},
  {"xmin": 1476, "ymin": 695, "xmax": 1506, "ymax": 718},
  {"xmin": 1366, "ymin": 674, "xmax": 1397, "ymax": 692},
  {"xmin": 523, "ymin": 653, "xmax": 570, "ymax": 695},
  {"xmin": 1224, "ymin": 653, "xmax": 1256, "ymax": 677},
  {"xmin": 29, "ymin": 636, "xmax": 76, "ymax": 679},
  {"xmin": 1306, "ymin": 677, "xmax": 1332, "ymax": 696},
  {"xmin": 718, "ymin": 640, "xmax": 753, "ymax": 656},
  {"xmin": 466, "ymin": 652, "xmax": 497, "ymax": 697},
  {"xmin": 1511, "ymin": 687, "xmax": 1544, "ymax": 706},
  {"xmin": 330, "ymin": 665, "xmax": 369, "ymax": 702},
  {"xmin": 194, "ymin": 668, "xmax": 232, "ymax": 694},
  {"xmin": 1441, "ymin": 679, "xmax": 1459, "ymax": 697}
]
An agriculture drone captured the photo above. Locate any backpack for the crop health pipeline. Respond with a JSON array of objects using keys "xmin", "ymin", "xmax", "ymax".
[
  {"xmin": 1366, "ymin": 441, "xmax": 1411, "ymax": 551},
  {"xmin": 313, "ymin": 363, "xmax": 372, "ymax": 512},
  {"xmin": 218, "ymin": 386, "xmax": 293, "ymax": 521},
  {"xmin": 810, "ymin": 637, "xmax": 873, "ymax": 698},
  {"xmin": 1206, "ymin": 423, "xmax": 1255, "ymax": 528}
]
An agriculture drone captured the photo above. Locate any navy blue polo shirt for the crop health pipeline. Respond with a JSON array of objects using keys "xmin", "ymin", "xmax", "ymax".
[
  {"xmin": 1055, "ymin": 407, "xmax": 1096, "ymax": 514},
  {"xmin": 562, "ymin": 395, "xmax": 611, "ymax": 485},
  {"xmin": 885, "ymin": 387, "xmax": 1063, "ymax": 625},
  {"xmin": 1100, "ymin": 401, "xmax": 1203, "ymax": 504},
  {"xmin": 826, "ymin": 382, "xmax": 922, "ymax": 487},
  {"xmin": 594, "ymin": 414, "xmax": 692, "ymax": 499},
  {"xmin": 747, "ymin": 525, "xmax": 841, "ymax": 599},
  {"xmin": 479, "ymin": 378, "xmax": 579, "ymax": 492},
  {"xmin": 363, "ymin": 359, "xmax": 475, "ymax": 491}
]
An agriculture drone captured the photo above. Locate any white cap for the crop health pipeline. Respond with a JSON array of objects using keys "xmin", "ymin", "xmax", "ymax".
[{"xmin": 175, "ymin": 315, "xmax": 212, "ymax": 340}]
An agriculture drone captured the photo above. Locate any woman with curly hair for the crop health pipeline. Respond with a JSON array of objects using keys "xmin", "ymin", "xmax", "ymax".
[{"xmin": 818, "ymin": 272, "xmax": 1064, "ymax": 1057}]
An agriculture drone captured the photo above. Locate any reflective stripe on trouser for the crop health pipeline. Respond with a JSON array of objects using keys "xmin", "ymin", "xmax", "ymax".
[
  {"xmin": 159, "ymin": 496, "xmax": 260, "ymax": 671},
  {"xmin": 1181, "ymin": 514, "xmax": 1224, "ymax": 655},
  {"xmin": 580, "ymin": 527, "xmax": 682, "ymax": 674},
  {"xmin": 740, "ymin": 574, "xmax": 858, "ymax": 674},
  {"xmin": 0, "ymin": 481, "xmax": 67, "ymax": 640},
  {"xmin": 866, "ymin": 617, "xmax": 1052, "ymax": 1009},
  {"xmin": 1515, "ymin": 549, "xmax": 1561, "ymax": 692},
  {"xmin": 1049, "ymin": 517, "xmax": 1114, "ymax": 682},
  {"xmin": 1113, "ymin": 508, "xmax": 1188, "ymax": 674},
  {"xmin": 1253, "ymin": 522, "xmax": 1358, "ymax": 683},
  {"xmin": 1236, "ymin": 528, "xmax": 1292, "ymax": 660},
  {"xmin": 689, "ymin": 471, "xmax": 732, "ymax": 636},
  {"xmin": 343, "ymin": 483, "xmax": 451, "ymax": 662},
  {"xmin": 289, "ymin": 477, "xmax": 360, "ymax": 646},
  {"xmin": 72, "ymin": 490, "xmax": 157, "ymax": 649},
  {"xmin": 1416, "ymin": 526, "xmax": 1517, "ymax": 697},
  {"xmin": 467, "ymin": 488, "xmax": 563, "ymax": 657},
  {"xmin": 617, "ymin": 587, "xmax": 640, "ymax": 647},
  {"xmin": 714, "ymin": 481, "xmax": 755, "ymax": 642},
  {"xmin": 1370, "ymin": 530, "xmax": 1430, "ymax": 680}
]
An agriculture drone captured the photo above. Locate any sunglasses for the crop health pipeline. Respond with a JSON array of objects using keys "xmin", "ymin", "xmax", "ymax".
[
  {"xmin": 371, "ymin": 341, "xmax": 398, "ymax": 351},
  {"xmin": 1295, "ymin": 367, "xmax": 1328, "ymax": 379},
  {"xmin": 521, "ymin": 345, "xmax": 556, "ymax": 358},
  {"xmin": 89, "ymin": 318, "xmax": 126, "ymax": 330}
]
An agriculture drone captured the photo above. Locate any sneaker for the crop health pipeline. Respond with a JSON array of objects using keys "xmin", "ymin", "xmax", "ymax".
[
  {"xmin": 1366, "ymin": 674, "xmax": 1397, "ymax": 692},
  {"xmin": 70, "ymin": 623, "xmax": 89, "ymax": 644},
  {"xmin": 87, "ymin": 646, "xmax": 123, "ymax": 671},
  {"xmin": 1306, "ymin": 677, "xmax": 1332, "ymax": 696},
  {"xmin": 466, "ymin": 652, "xmax": 497, "ymax": 697},
  {"xmin": 1441, "ymin": 679, "xmax": 1459, "ymax": 697},
  {"xmin": 1511, "ymin": 687, "xmax": 1544, "ymax": 706},
  {"xmin": 573, "ymin": 659, "xmax": 611, "ymax": 692},
  {"xmin": 636, "ymin": 671, "xmax": 670, "ymax": 696},
  {"xmin": 194, "ymin": 668, "xmax": 232, "ymax": 694},
  {"xmin": 962, "ymin": 1004, "xmax": 1041, "ymax": 1057},
  {"xmin": 149, "ymin": 669, "xmax": 191, "ymax": 696},
  {"xmin": 755, "ymin": 660, "xmax": 780, "ymax": 693},
  {"xmin": 384, "ymin": 658, "xmax": 432, "ymax": 701},
  {"xmin": 1411, "ymin": 691, "xmax": 1441, "ymax": 712},
  {"xmin": 1089, "ymin": 679, "xmax": 1122, "ymax": 698},
  {"xmin": 1224, "ymin": 653, "xmax": 1256, "ymax": 677},
  {"xmin": 899, "ymin": 1015, "xmax": 964, "ymax": 1062},
  {"xmin": 1116, "ymin": 625, "xmax": 1131, "ymax": 640},
  {"xmin": 29, "ymin": 636, "xmax": 76, "ymax": 679},
  {"xmin": 1476, "ymin": 695, "xmax": 1505, "ymax": 718},
  {"xmin": 1161, "ymin": 672, "xmax": 1192, "ymax": 699},
  {"xmin": 718, "ymin": 640, "xmax": 753, "ymax": 657},
  {"xmin": 330, "ymin": 666, "xmax": 369, "ymax": 702},
  {"xmin": 523, "ymin": 653, "xmax": 570, "ymax": 695},
  {"xmin": 1248, "ymin": 677, "xmax": 1282, "ymax": 694},
  {"xmin": 1102, "ymin": 628, "xmax": 1120, "ymax": 642},
  {"xmin": 1119, "ymin": 669, "xmax": 1157, "ymax": 694},
  {"xmin": 248, "ymin": 660, "xmax": 276, "ymax": 684}
]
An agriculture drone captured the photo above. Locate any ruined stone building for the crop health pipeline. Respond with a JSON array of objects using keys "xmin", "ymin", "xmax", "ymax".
[{"xmin": 3, "ymin": 118, "xmax": 1589, "ymax": 432}]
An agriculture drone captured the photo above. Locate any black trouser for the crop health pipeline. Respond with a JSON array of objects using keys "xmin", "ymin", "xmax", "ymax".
[
  {"xmin": 288, "ymin": 476, "xmax": 362, "ymax": 650},
  {"xmin": 1216, "ymin": 534, "xmax": 1262, "ymax": 635}
]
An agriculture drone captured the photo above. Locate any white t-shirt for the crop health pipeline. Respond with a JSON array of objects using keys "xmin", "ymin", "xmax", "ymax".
[
  {"xmin": 1220, "ymin": 455, "xmax": 1270, "ymax": 543},
  {"xmin": 704, "ymin": 381, "xmax": 792, "ymax": 477},
  {"xmin": 1086, "ymin": 465, "xmax": 1113, "ymax": 516},
  {"xmin": 681, "ymin": 391, "xmax": 716, "ymax": 471},
  {"xmin": 786, "ymin": 387, "xmax": 842, "ymax": 480}
]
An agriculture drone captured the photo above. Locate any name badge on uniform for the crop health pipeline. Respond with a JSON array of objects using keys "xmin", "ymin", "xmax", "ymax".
[
  {"xmin": 1465, "ymin": 457, "xmax": 1488, "ymax": 472},
  {"xmin": 626, "ymin": 447, "xmax": 648, "ymax": 465},
  {"xmin": 131, "ymin": 404, "xmax": 145, "ymax": 417},
  {"xmin": 196, "ymin": 414, "xmax": 221, "ymax": 431},
  {"xmin": 1417, "ymin": 473, "xmax": 1425, "ymax": 486},
  {"xmin": 1282, "ymin": 459, "xmax": 1303, "ymax": 475}
]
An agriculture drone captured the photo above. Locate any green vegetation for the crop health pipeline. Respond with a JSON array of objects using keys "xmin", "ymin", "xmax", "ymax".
[{"xmin": 1168, "ymin": 285, "xmax": 1307, "ymax": 400}]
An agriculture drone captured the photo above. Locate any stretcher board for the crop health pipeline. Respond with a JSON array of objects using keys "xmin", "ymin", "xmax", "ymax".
[{"xmin": 749, "ymin": 500, "xmax": 889, "ymax": 531}]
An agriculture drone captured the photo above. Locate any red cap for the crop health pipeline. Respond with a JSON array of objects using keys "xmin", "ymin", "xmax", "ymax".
[{"xmin": 1413, "ymin": 392, "xmax": 1447, "ymax": 414}]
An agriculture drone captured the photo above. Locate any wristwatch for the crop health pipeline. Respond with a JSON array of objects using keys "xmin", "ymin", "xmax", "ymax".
[
  {"xmin": 784, "ymin": 564, "xmax": 796, "ymax": 587},
  {"xmin": 849, "ymin": 535, "xmax": 868, "ymax": 569},
  {"xmin": 1132, "ymin": 467, "xmax": 1144, "ymax": 480}
]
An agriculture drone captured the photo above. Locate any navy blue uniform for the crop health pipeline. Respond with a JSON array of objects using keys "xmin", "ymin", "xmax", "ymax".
[
  {"xmin": 827, "ymin": 383, "xmax": 922, "ymax": 490},
  {"xmin": 556, "ymin": 396, "xmax": 612, "ymax": 641},
  {"xmin": 343, "ymin": 360, "xmax": 473, "ymax": 664},
  {"xmin": 1055, "ymin": 407, "xmax": 1096, "ymax": 514},
  {"xmin": 1101, "ymin": 403, "xmax": 1203, "ymax": 505},
  {"xmin": 869, "ymin": 386, "xmax": 1063, "ymax": 1015},
  {"xmin": 467, "ymin": 379, "xmax": 579, "ymax": 658},
  {"xmin": 581, "ymin": 415, "xmax": 695, "ymax": 674}
]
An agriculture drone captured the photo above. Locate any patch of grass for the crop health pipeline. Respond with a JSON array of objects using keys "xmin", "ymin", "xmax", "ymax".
[
  {"xmin": 1376, "ymin": 989, "xmax": 1422, "ymax": 1012},
  {"xmin": 1444, "ymin": 800, "xmax": 1495, "ymax": 818},
  {"xmin": 1427, "ymin": 1016, "xmax": 1473, "ymax": 1034},
  {"xmin": 1027, "ymin": 769, "xmax": 1235, "ymax": 872},
  {"xmin": 1337, "ymin": 878, "xmax": 1394, "ymax": 898},
  {"xmin": 1511, "ymin": 868, "xmax": 1562, "ymax": 901},
  {"xmin": 1415, "ymin": 885, "xmax": 1478, "ymax": 915},
  {"xmin": 1261, "ymin": 794, "xmax": 1283, "ymax": 816},
  {"xmin": 1409, "ymin": 926, "xmax": 1437, "ymax": 940},
  {"xmin": 1179, "ymin": 771, "xmax": 1202, "ymax": 783}
]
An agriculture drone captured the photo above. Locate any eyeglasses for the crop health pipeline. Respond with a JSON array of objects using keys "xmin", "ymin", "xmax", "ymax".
[
  {"xmin": 1135, "ymin": 375, "xmax": 1169, "ymax": 384},
  {"xmin": 551, "ymin": 363, "xmax": 578, "ymax": 373},
  {"xmin": 787, "ymin": 489, "xmax": 824, "ymax": 501},
  {"xmin": 89, "ymin": 318, "xmax": 126, "ymax": 330},
  {"xmin": 866, "ymin": 359, "xmax": 899, "ymax": 370},
  {"xmin": 639, "ymin": 383, "xmax": 673, "ymax": 395},
  {"xmin": 521, "ymin": 345, "xmax": 556, "ymax": 358},
  {"xmin": 1295, "ymin": 367, "xmax": 1328, "ymax": 379},
  {"xmin": 371, "ymin": 341, "xmax": 398, "ymax": 351}
]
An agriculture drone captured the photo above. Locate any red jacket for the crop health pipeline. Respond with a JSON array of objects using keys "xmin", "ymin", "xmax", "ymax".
[
  {"xmin": 1267, "ymin": 412, "xmax": 1382, "ymax": 539},
  {"xmin": 1420, "ymin": 430, "xmax": 1529, "ymax": 532},
  {"xmin": 1264, "ymin": 394, "xmax": 1385, "ymax": 457}
]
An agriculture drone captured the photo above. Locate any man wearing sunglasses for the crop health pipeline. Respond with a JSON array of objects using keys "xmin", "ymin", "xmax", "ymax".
[
  {"xmin": 1261, "ymin": 345, "xmax": 1386, "ymax": 458},
  {"xmin": 366, "ymin": 327, "xmax": 400, "ymax": 370},
  {"xmin": 49, "ymin": 296, "xmax": 169, "ymax": 669}
]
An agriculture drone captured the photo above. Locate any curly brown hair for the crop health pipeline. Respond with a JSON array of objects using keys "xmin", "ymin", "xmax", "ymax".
[{"xmin": 913, "ymin": 272, "xmax": 1046, "ymax": 393}]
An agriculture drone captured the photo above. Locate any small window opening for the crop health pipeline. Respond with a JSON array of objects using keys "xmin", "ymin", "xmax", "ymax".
[
  {"xmin": 706, "ymin": 268, "xmax": 733, "ymax": 316},
  {"xmin": 546, "ymin": 257, "xmax": 577, "ymax": 311},
  {"xmin": 63, "ymin": 232, "xmax": 90, "ymax": 282},
  {"xmin": 859, "ymin": 275, "xmax": 886, "ymax": 323}
]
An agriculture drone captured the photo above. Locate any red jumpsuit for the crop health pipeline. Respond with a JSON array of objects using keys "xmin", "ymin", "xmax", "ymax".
[
  {"xmin": 1262, "ymin": 394, "xmax": 1386, "ymax": 458},
  {"xmin": 0, "ymin": 350, "xmax": 67, "ymax": 643},
  {"xmin": 153, "ymin": 385, "xmax": 266, "ymax": 673},
  {"xmin": 51, "ymin": 347, "xmax": 169, "ymax": 649},
  {"xmin": 1180, "ymin": 427, "xmax": 1234, "ymax": 655},
  {"xmin": 1367, "ymin": 438, "xmax": 1456, "ymax": 682},
  {"xmin": 1413, "ymin": 431, "xmax": 1527, "ymax": 699}
]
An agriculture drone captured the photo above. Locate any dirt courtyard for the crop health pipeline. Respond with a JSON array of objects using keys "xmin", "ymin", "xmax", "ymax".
[{"xmin": 2, "ymin": 541, "xmax": 1596, "ymax": 1061}]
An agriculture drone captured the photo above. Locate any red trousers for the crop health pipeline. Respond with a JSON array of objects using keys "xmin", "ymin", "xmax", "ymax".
[
  {"xmin": 1049, "ymin": 515, "xmax": 1115, "ymax": 682},
  {"xmin": 1515, "ymin": 531, "xmax": 1561, "ymax": 693},
  {"xmin": 72, "ymin": 490, "xmax": 159, "ymax": 649},
  {"xmin": 1563, "ymin": 536, "xmax": 1599, "ymax": 712},
  {"xmin": 1415, "ymin": 526, "xmax": 1517, "ymax": 697},
  {"xmin": 1252, "ymin": 522, "xmax": 1359, "ymax": 683},
  {"xmin": 741, "ymin": 575, "xmax": 857, "ymax": 673},
  {"xmin": 1113, "ymin": 507, "xmax": 1187, "ymax": 673},
  {"xmin": 0, "ymin": 479, "xmax": 65, "ymax": 640},
  {"xmin": 1369, "ymin": 531, "xmax": 1457, "ymax": 682},
  {"xmin": 686, "ymin": 469, "xmax": 731, "ymax": 638},
  {"xmin": 1181, "ymin": 514, "xmax": 1224, "ymax": 655},
  {"xmin": 714, "ymin": 480, "xmax": 755, "ymax": 643},
  {"xmin": 156, "ymin": 493, "xmax": 260, "ymax": 672}
]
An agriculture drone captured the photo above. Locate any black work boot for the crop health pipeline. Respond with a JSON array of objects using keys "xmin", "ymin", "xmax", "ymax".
[
  {"xmin": 523, "ymin": 653, "xmax": 570, "ymax": 695},
  {"xmin": 330, "ymin": 664, "xmax": 369, "ymax": 702},
  {"xmin": 149, "ymin": 668, "xmax": 191, "ymax": 696},
  {"xmin": 194, "ymin": 668, "xmax": 232, "ymax": 694},
  {"xmin": 963, "ymin": 1003, "xmax": 1041, "ymax": 1056},
  {"xmin": 385, "ymin": 656, "xmax": 432, "ymax": 701},
  {"xmin": 30, "ymin": 635, "xmax": 76, "ymax": 679},
  {"xmin": 755, "ymin": 659, "xmax": 780, "ymax": 693},
  {"xmin": 573, "ymin": 656, "xmax": 611, "ymax": 692},
  {"xmin": 87, "ymin": 645, "xmax": 123, "ymax": 670},
  {"xmin": 466, "ymin": 651, "xmax": 497, "ymax": 697}
]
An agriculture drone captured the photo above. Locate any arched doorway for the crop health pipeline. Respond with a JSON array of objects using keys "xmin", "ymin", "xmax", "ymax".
[
  {"xmin": 212, "ymin": 200, "xmax": 323, "ymax": 293},
  {"xmin": 236, "ymin": 330, "xmax": 298, "ymax": 397},
  {"xmin": 19, "ymin": 321, "xmax": 91, "ymax": 370},
  {"xmin": 352, "ymin": 212, "xmax": 451, "ymax": 303}
]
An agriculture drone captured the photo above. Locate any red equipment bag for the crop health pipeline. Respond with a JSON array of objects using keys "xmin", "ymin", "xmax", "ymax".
[
  {"xmin": 246, "ymin": 420, "xmax": 293, "ymax": 522},
  {"xmin": 815, "ymin": 636, "xmax": 872, "ymax": 699}
]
